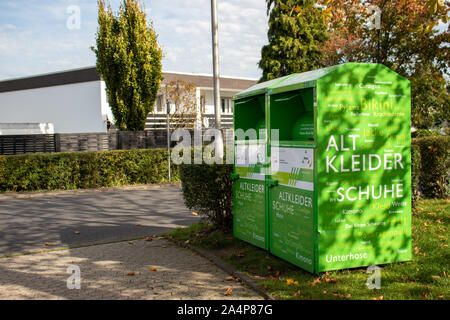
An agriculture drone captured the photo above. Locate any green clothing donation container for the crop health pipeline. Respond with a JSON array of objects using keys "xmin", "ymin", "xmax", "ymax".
[{"xmin": 232, "ymin": 63, "xmax": 412, "ymax": 273}]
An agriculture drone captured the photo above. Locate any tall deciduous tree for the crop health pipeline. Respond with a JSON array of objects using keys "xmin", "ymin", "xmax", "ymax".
[
  {"xmin": 258, "ymin": 0, "xmax": 328, "ymax": 82},
  {"xmin": 318, "ymin": 0, "xmax": 449, "ymax": 128},
  {"xmin": 93, "ymin": 0, "xmax": 163, "ymax": 131}
]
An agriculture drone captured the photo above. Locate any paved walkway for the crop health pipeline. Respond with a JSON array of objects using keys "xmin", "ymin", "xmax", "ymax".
[
  {"xmin": 0, "ymin": 238, "xmax": 261, "ymax": 300},
  {"xmin": 0, "ymin": 184, "xmax": 198, "ymax": 256},
  {"xmin": 0, "ymin": 185, "xmax": 261, "ymax": 300}
]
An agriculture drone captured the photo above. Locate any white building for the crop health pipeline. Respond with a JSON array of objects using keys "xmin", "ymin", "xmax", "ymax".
[{"xmin": 0, "ymin": 67, "xmax": 256, "ymax": 134}]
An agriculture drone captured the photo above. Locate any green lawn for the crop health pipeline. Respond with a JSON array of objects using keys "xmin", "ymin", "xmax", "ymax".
[{"xmin": 167, "ymin": 199, "xmax": 449, "ymax": 300}]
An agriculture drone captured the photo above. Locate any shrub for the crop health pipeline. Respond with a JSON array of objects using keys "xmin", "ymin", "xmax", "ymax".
[
  {"xmin": 412, "ymin": 136, "xmax": 450, "ymax": 199},
  {"xmin": 411, "ymin": 144, "xmax": 421, "ymax": 209},
  {"xmin": 179, "ymin": 164, "xmax": 233, "ymax": 230},
  {"xmin": 411, "ymin": 129, "xmax": 441, "ymax": 138},
  {"xmin": 0, "ymin": 149, "xmax": 176, "ymax": 192}
]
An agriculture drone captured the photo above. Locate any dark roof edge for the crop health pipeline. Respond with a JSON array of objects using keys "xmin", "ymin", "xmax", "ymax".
[
  {"xmin": 0, "ymin": 67, "xmax": 258, "ymax": 94},
  {"xmin": 0, "ymin": 67, "xmax": 101, "ymax": 93}
]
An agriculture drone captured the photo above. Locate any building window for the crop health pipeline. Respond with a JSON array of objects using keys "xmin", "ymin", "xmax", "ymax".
[{"xmin": 221, "ymin": 98, "xmax": 232, "ymax": 114}]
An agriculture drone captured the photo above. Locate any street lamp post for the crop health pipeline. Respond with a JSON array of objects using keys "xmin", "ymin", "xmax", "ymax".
[
  {"xmin": 211, "ymin": 0, "xmax": 221, "ymax": 130},
  {"xmin": 166, "ymin": 100, "xmax": 171, "ymax": 182},
  {"xmin": 211, "ymin": 0, "xmax": 224, "ymax": 159}
]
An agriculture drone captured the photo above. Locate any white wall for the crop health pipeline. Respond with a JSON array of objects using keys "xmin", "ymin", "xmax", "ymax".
[
  {"xmin": 0, "ymin": 81, "xmax": 107, "ymax": 133},
  {"xmin": 201, "ymin": 89, "xmax": 236, "ymax": 115},
  {"xmin": 100, "ymin": 81, "xmax": 114, "ymax": 124},
  {"xmin": 0, "ymin": 123, "xmax": 54, "ymax": 135}
]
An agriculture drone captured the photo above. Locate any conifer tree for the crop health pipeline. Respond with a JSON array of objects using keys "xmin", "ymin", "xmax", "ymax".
[{"xmin": 258, "ymin": 0, "xmax": 328, "ymax": 82}]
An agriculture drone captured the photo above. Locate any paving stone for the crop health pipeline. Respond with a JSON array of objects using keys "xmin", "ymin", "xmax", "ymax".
[{"xmin": 0, "ymin": 239, "xmax": 261, "ymax": 300}]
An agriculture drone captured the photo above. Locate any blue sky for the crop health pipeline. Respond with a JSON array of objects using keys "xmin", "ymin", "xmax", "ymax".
[{"xmin": 0, "ymin": 0, "xmax": 268, "ymax": 80}]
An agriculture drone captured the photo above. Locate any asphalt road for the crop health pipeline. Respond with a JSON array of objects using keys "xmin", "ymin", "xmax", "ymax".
[{"xmin": 0, "ymin": 184, "xmax": 199, "ymax": 256}]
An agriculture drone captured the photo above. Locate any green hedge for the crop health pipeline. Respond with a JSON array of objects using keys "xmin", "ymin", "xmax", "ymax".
[
  {"xmin": 0, "ymin": 149, "xmax": 176, "ymax": 192},
  {"xmin": 411, "ymin": 144, "xmax": 421, "ymax": 208},
  {"xmin": 412, "ymin": 136, "xmax": 450, "ymax": 199},
  {"xmin": 179, "ymin": 164, "xmax": 233, "ymax": 230}
]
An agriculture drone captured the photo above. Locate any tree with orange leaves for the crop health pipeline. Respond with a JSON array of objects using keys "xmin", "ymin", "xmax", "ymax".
[{"xmin": 318, "ymin": 0, "xmax": 449, "ymax": 128}]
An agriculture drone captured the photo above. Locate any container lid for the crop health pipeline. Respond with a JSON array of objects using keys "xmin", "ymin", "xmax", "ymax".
[
  {"xmin": 268, "ymin": 65, "xmax": 341, "ymax": 95},
  {"xmin": 234, "ymin": 65, "xmax": 343, "ymax": 100},
  {"xmin": 233, "ymin": 74, "xmax": 294, "ymax": 100}
]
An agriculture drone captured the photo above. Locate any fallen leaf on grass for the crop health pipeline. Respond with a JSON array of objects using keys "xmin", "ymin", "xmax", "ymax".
[
  {"xmin": 224, "ymin": 288, "xmax": 233, "ymax": 296},
  {"xmin": 372, "ymin": 295, "xmax": 384, "ymax": 300},
  {"xmin": 431, "ymin": 275, "xmax": 440, "ymax": 280},
  {"xmin": 286, "ymin": 278, "xmax": 299, "ymax": 286},
  {"xmin": 438, "ymin": 295, "xmax": 444, "ymax": 299},
  {"xmin": 136, "ymin": 224, "xmax": 142, "ymax": 226},
  {"xmin": 294, "ymin": 290, "xmax": 301, "ymax": 296},
  {"xmin": 150, "ymin": 267, "xmax": 157, "ymax": 272},
  {"xmin": 127, "ymin": 272, "xmax": 135, "ymax": 276},
  {"xmin": 323, "ymin": 290, "xmax": 327, "ymax": 294},
  {"xmin": 311, "ymin": 278, "xmax": 321, "ymax": 286},
  {"xmin": 128, "ymin": 241, "xmax": 134, "ymax": 245},
  {"xmin": 191, "ymin": 212, "xmax": 198, "ymax": 216},
  {"xmin": 237, "ymin": 251, "xmax": 245, "ymax": 258},
  {"xmin": 330, "ymin": 292, "xmax": 343, "ymax": 298},
  {"xmin": 235, "ymin": 278, "xmax": 242, "ymax": 283},
  {"xmin": 225, "ymin": 276, "xmax": 234, "ymax": 281},
  {"xmin": 326, "ymin": 278, "xmax": 338, "ymax": 283},
  {"xmin": 74, "ymin": 231, "xmax": 80, "ymax": 235},
  {"xmin": 267, "ymin": 265, "xmax": 272, "ymax": 271},
  {"xmin": 345, "ymin": 294, "xmax": 351, "ymax": 299},
  {"xmin": 145, "ymin": 237, "xmax": 153, "ymax": 241},
  {"xmin": 45, "ymin": 243, "xmax": 54, "ymax": 246}
]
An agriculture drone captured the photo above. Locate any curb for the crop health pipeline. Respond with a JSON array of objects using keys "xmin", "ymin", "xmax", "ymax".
[
  {"xmin": 178, "ymin": 243, "xmax": 274, "ymax": 300},
  {"xmin": 0, "ymin": 182, "xmax": 182, "ymax": 200}
]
